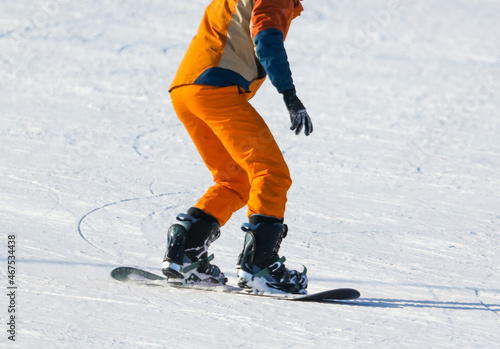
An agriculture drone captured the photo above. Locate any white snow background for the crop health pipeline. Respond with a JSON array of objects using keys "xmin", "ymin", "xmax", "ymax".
[{"xmin": 1, "ymin": 0, "xmax": 499, "ymax": 348}]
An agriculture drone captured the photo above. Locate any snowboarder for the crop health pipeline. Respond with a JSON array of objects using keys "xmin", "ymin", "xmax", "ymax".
[{"xmin": 162, "ymin": 0, "xmax": 312, "ymax": 294}]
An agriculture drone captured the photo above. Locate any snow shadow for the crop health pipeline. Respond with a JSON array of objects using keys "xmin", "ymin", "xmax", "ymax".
[{"xmin": 347, "ymin": 298, "xmax": 500, "ymax": 314}]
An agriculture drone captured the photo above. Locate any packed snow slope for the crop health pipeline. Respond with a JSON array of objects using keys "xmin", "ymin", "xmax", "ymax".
[{"xmin": 1, "ymin": 0, "xmax": 499, "ymax": 348}]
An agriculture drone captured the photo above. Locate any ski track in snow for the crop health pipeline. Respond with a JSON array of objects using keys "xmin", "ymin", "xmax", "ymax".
[{"xmin": 1, "ymin": 0, "xmax": 500, "ymax": 348}]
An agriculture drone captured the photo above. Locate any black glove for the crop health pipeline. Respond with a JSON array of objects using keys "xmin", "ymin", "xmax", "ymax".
[{"xmin": 282, "ymin": 89, "xmax": 313, "ymax": 136}]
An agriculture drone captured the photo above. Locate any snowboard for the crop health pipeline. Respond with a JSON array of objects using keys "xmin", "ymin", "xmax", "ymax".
[{"xmin": 111, "ymin": 266, "xmax": 360, "ymax": 302}]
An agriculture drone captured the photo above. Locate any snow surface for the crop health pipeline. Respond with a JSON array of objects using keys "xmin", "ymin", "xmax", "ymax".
[{"xmin": 1, "ymin": 0, "xmax": 500, "ymax": 348}]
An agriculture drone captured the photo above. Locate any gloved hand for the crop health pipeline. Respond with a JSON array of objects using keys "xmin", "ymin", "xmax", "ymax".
[{"xmin": 282, "ymin": 89, "xmax": 313, "ymax": 136}]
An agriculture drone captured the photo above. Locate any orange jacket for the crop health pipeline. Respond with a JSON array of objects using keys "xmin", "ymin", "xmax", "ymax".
[{"xmin": 170, "ymin": 0, "xmax": 303, "ymax": 96}]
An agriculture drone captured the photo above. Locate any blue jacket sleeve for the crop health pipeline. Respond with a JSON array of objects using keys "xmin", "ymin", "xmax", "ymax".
[{"xmin": 254, "ymin": 28, "xmax": 295, "ymax": 93}]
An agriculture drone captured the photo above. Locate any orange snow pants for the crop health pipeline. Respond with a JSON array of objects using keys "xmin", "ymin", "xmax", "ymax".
[{"xmin": 170, "ymin": 84, "xmax": 292, "ymax": 226}]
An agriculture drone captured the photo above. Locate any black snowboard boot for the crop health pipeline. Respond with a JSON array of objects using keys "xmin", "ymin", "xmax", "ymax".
[
  {"xmin": 236, "ymin": 215, "xmax": 308, "ymax": 294},
  {"xmin": 162, "ymin": 207, "xmax": 227, "ymax": 285}
]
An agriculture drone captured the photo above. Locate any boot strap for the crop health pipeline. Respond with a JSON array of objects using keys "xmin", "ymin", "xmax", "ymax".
[
  {"xmin": 254, "ymin": 256, "xmax": 286, "ymax": 277},
  {"xmin": 182, "ymin": 254, "xmax": 215, "ymax": 273}
]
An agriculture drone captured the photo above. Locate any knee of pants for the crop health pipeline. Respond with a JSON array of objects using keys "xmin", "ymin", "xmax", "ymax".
[{"xmin": 214, "ymin": 167, "xmax": 251, "ymax": 203}]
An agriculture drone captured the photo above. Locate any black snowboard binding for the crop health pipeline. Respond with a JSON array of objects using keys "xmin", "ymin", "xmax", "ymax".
[
  {"xmin": 162, "ymin": 207, "xmax": 227, "ymax": 285},
  {"xmin": 236, "ymin": 215, "xmax": 308, "ymax": 294}
]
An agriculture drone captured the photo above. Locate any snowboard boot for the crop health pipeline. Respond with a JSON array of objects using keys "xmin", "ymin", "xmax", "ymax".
[
  {"xmin": 162, "ymin": 207, "xmax": 227, "ymax": 285},
  {"xmin": 236, "ymin": 215, "xmax": 308, "ymax": 294}
]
